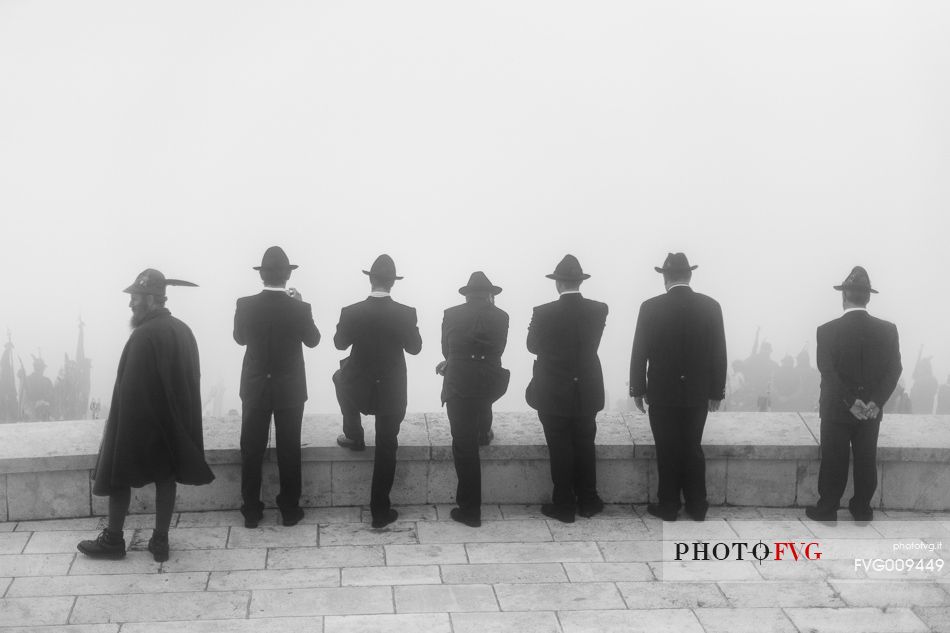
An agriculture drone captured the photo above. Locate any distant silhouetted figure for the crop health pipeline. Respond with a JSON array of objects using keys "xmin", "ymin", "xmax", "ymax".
[
  {"xmin": 772, "ymin": 355, "xmax": 800, "ymax": 411},
  {"xmin": 936, "ymin": 376, "xmax": 950, "ymax": 415},
  {"xmin": 20, "ymin": 356, "xmax": 54, "ymax": 421},
  {"xmin": 795, "ymin": 349, "xmax": 820, "ymax": 412},
  {"xmin": 911, "ymin": 356, "xmax": 938, "ymax": 415},
  {"xmin": 884, "ymin": 381, "xmax": 913, "ymax": 414}
]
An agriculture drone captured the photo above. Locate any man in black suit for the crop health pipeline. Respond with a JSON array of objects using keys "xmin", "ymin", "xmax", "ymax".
[
  {"xmin": 806, "ymin": 266, "xmax": 902, "ymax": 523},
  {"xmin": 526, "ymin": 255, "xmax": 608, "ymax": 523},
  {"xmin": 333, "ymin": 254, "xmax": 422, "ymax": 528},
  {"xmin": 436, "ymin": 272, "xmax": 510, "ymax": 528},
  {"xmin": 630, "ymin": 253, "xmax": 727, "ymax": 522},
  {"xmin": 234, "ymin": 246, "xmax": 320, "ymax": 528}
]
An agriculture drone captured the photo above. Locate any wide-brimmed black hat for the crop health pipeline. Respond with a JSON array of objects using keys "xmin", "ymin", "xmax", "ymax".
[
  {"xmin": 363, "ymin": 254, "xmax": 403, "ymax": 281},
  {"xmin": 123, "ymin": 269, "xmax": 198, "ymax": 296},
  {"xmin": 655, "ymin": 252, "xmax": 698, "ymax": 274},
  {"xmin": 253, "ymin": 246, "xmax": 298, "ymax": 271},
  {"xmin": 545, "ymin": 254, "xmax": 590, "ymax": 281},
  {"xmin": 833, "ymin": 266, "xmax": 878, "ymax": 294},
  {"xmin": 459, "ymin": 271, "xmax": 502, "ymax": 296}
]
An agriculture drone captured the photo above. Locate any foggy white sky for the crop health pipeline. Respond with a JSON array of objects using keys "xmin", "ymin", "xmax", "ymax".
[{"xmin": 1, "ymin": 0, "xmax": 947, "ymax": 415}]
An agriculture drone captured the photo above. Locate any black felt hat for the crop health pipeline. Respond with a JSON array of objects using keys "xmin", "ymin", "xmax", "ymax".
[
  {"xmin": 123, "ymin": 269, "xmax": 198, "ymax": 296},
  {"xmin": 253, "ymin": 246, "xmax": 298, "ymax": 271},
  {"xmin": 459, "ymin": 271, "xmax": 502, "ymax": 296},
  {"xmin": 545, "ymin": 254, "xmax": 590, "ymax": 281},
  {"xmin": 363, "ymin": 254, "xmax": 403, "ymax": 281},
  {"xmin": 833, "ymin": 266, "xmax": 878, "ymax": 294},
  {"xmin": 654, "ymin": 252, "xmax": 698, "ymax": 274}
]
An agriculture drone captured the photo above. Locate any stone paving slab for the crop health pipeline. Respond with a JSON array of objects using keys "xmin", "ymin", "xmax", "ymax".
[
  {"xmin": 0, "ymin": 625, "xmax": 120, "ymax": 633},
  {"xmin": 250, "ymin": 586, "xmax": 393, "ymax": 617},
  {"xmin": 547, "ymin": 518, "xmax": 652, "ymax": 541},
  {"xmin": 0, "ymin": 553, "xmax": 74, "ymax": 577},
  {"xmin": 121, "ymin": 618, "xmax": 324, "ymax": 633},
  {"xmin": 160, "ymin": 548, "xmax": 266, "ymax": 572},
  {"xmin": 324, "ymin": 613, "xmax": 450, "ymax": 633},
  {"xmin": 342, "ymin": 564, "xmax": 441, "ymax": 586},
  {"xmin": 417, "ymin": 519, "xmax": 552, "ymax": 544},
  {"xmin": 70, "ymin": 591, "xmax": 250, "ymax": 623},
  {"xmin": 494, "ymin": 581, "xmax": 625, "ymax": 611},
  {"xmin": 451, "ymin": 611, "xmax": 562, "ymax": 633},
  {"xmin": 131, "ymin": 526, "xmax": 228, "ymax": 551},
  {"xmin": 394, "ymin": 583, "xmax": 498, "ymax": 613},
  {"xmin": 207, "ymin": 567, "xmax": 340, "ymax": 590},
  {"xmin": 465, "ymin": 541, "xmax": 602, "ymax": 564},
  {"xmin": 69, "ymin": 553, "xmax": 160, "ymax": 575},
  {"xmin": 558, "ymin": 609, "xmax": 706, "ymax": 633},
  {"xmin": 718, "ymin": 580, "xmax": 844, "ymax": 607},
  {"xmin": 692, "ymin": 607, "xmax": 798, "ymax": 633},
  {"xmin": 267, "ymin": 545, "xmax": 384, "ymax": 569},
  {"xmin": 227, "ymin": 524, "xmax": 317, "ymax": 549},
  {"xmin": 384, "ymin": 543, "xmax": 467, "ymax": 566},
  {"xmin": 563, "ymin": 561, "xmax": 654, "ymax": 582},
  {"xmin": 440, "ymin": 562, "xmax": 567, "ymax": 584},
  {"xmin": 7, "ymin": 572, "xmax": 209, "ymax": 597},
  {"xmin": 0, "ymin": 596, "xmax": 77, "ymax": 626},
  {"xmin": 829, "ymin": 579, "xmax": 950, "ymax": 607},
  {"xmin": 616, "ymin": 581, "xmax": 728, "ymax": 608},
  {"xmin": 319, "ymin": 522, "xmax": 418, "ymax": 546},
  {"xmin": 784, "ymin": 606, "xmax": 930, "ymax": 632},
  {"xmin": 0, "ymin": 532, "xmax": 30, "ymax": 554}
]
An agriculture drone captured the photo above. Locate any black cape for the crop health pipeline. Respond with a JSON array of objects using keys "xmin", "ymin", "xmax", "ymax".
[{"xmin": 92, "ymin": 308, "xmax": 214, "ymax": 495}]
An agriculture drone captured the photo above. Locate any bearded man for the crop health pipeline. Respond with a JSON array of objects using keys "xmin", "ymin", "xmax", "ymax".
[{"xmin": 78, "ymin": 269, "xmax": 214, "ymax": 562}]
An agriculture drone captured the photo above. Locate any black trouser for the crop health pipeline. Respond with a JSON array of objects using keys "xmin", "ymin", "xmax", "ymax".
[
  {"xmin": 334, "ymin": 372, "xmax": 404, "ymax": 519},
  {"xmin": 648, "ymin": 404, "xmax": 709, "ymax": 514},
  {"xmin": 240, "ymin": 399, "xmax": 304, "ymax": 516},
  {"xmin": 333, "ymin": 369, "xmax": 365, "ymax": 443},
  {"xmin": 816, "ymin": 417, "xmax": 880, "ymax": 513},
  {"xmin": 447, "ymin": 398, "xmax": 489, "ymax": 516},
  {"xmin": 538, "ymin": 412, "xmax": 598, "ymax": 509}
]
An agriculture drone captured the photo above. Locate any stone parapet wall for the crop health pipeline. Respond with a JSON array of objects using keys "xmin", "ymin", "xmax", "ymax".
[{"xmin": 0, "ymin": 412, "xmax": 948, "ymax": 521}]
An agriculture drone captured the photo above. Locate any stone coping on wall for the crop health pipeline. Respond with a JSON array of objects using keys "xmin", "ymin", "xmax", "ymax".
[{"xmin": 1, "ymin": 412, "xmax": 948, "ymax": 475}]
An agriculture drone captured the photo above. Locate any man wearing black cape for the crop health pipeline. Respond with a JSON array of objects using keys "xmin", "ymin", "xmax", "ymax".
[{"xmin": 78, "ymin": 269, "xmax": 214, "ymax": 562}]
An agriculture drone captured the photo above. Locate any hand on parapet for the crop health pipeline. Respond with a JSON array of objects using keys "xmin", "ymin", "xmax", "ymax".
[{"xmin": 708, "ymin": 399, "xmax": 721, "ymax": 412}]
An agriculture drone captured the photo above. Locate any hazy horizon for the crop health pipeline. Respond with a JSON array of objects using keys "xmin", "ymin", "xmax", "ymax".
[{"xmin": 2, "ymin": 0, "xmax": 947, "ymax": 416}]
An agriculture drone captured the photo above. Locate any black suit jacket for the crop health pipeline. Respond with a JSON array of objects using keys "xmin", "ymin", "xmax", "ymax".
[
  {"xmin": 234, "ymin": 290, "xmax": 320, "ymax": 409},
  {"xmin": 234, "ymin": 290, "xmax": 321, "ymax": 409},
  {"xmin": 629, "ymin": 286, "xmax": 727, "ymax": 407},
  {"xmin": 816, "ymin": 310, "xmax": 902, "ymax": 423},
  {"xmin": 526, "ymin": 293, "xmax": 608, "ymax": 415},
  {"xmin": 440, "ymin": 299, "xmax": 510, "ymax": 403},
  {"xmin": 334, "ymin": 296, "xmax": 422, "ymax": 415}
]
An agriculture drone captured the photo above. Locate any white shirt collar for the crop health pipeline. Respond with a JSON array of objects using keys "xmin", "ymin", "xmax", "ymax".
[
  {"xmin": 369, "ymin": 291, "xmax": 390, "ymax": 298},
  {"xmin": 558, "ymin": 290, "xmax": 582, "ymax": 296},
  {"xmin": 843, "ymin": 307, "xmax": 868, "ymax": 314},
  {"xmin": 263, "ymin": 286, "xmax": 286, "ymax": 292},
  {"xmin": 666, "ymin": 282, "xmax": 690, "ymax": 291}
]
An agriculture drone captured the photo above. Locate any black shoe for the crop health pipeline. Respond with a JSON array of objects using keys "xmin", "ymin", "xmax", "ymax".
[
  {"xmin": 478, "ymin": 429, "xmax": 494, "ymax": 446},
  {"xmin": 77, "ymin": 529, "xmax": 126, "ymax": 560},
  {"xmin": 371, "ymin": 509, "xmax": 399, "ymax": 529},
  {"xmin": 147, "ymin": 532, "xmax": 169, "ymax": 563},
  {"xmin": 578, "ymin": 497, "xmax": 605, "ymax": 519},
  {"xmin": 541, "ymin": 503, "xmax": 575, "ymax": 524},
  {"xmin": 646, "ymin": 503, "xmax": 678, "ymax": 522},
  {"xmin": 684, "ymin": 505, "xmax": 708, "ymax": 522},
  {"xmin": 337, "ymin": 434, "xmax": 366, "ymax": 451},
  {"xmin": 281, "ymin": 507, "xmax": 305, "ymax": 527},
  {"xmin": 450, "ymin": 507, "xmax": 481, "ymax": 528},
  {"xmin": 242, "ymin": 502, "xmax": 264, "ymax": 529},
  {"xmin": 848, "ymin": 506, "xmax": 874, "ymax": 522},
  {"xmin": 805, "ymin": 506, "xmax": 837, "ymax": 523}
]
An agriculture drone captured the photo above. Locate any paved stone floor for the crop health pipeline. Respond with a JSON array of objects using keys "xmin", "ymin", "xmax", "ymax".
[{"xmin": 0, "ymin": 504, "xmax": 948, "ymax": 632}]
